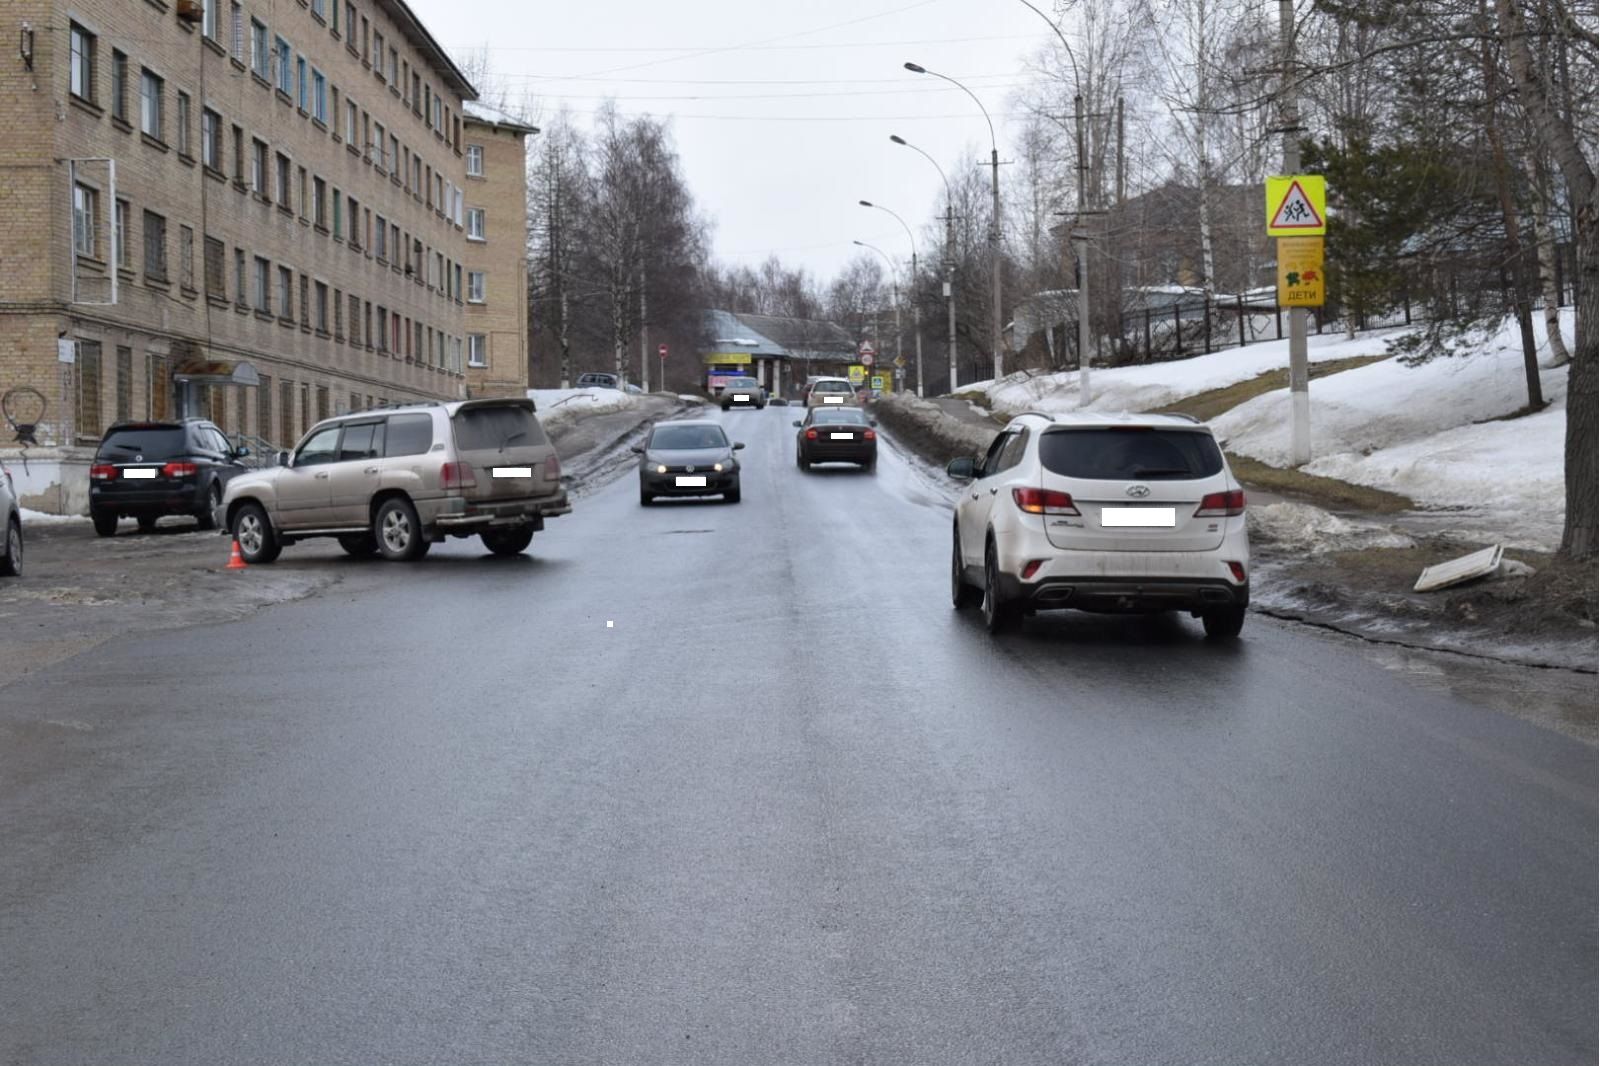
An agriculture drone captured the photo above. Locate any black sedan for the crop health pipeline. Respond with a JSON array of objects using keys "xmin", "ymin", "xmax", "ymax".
[
  {"xmin": 795, "ymin": 407, "xmax": 877, "ymax": 471},
  {"xmin": 88, "ymin": 418, "xmax": 253, "ymax": 536},
  {"xmin": 634, "ymin": 420, "xmax": 745, "ymax": 505}
]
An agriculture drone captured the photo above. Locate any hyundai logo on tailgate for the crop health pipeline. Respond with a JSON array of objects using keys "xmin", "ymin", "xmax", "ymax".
[{"xmin": 1125, "ymin": 484, "xmax": 1152, "ymax": 498}]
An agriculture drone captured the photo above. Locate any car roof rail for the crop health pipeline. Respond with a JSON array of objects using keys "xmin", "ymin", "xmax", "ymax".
[
  {"xmin": 1165, "ymin": 412, "xmax": 1201, "ymax": 423},
  {"xmin": 383, "ymin": 400, "xmax": 444, "ymax": 410},
  {"xmin": 1019, "ymin": 410, "xmax": 1056, "ymax": 423}
]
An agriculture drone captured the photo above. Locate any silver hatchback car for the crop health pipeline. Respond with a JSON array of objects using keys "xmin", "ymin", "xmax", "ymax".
[{"xmin": 219, "ymin": 398, "xmax": 572, "ymax": 563}]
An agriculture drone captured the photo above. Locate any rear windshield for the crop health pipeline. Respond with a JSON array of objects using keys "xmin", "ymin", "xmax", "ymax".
[
  {"xmin": 96, "ymin": 427, "xmax": 188, "ymax": 460},
  {"xmin": 1038, "ymin": 427, "xmax": 1223, "ymax": 480},
  {"xmin": 813, "ymin": 381, "xmax": 852, "ymax": 392},
  {"xmin": 812, "ymin": 409, "xmax": 867, "ymax": 424},
  {"xmin": 384, "ymin": 414, "xmax": 435, "ymax": 457},
  {"xmin": 452, "ymin": 405, "xmax": 547, "ymax": 451},
  {"xmin": 729, "ymin": 379, "xmax": 760, "ymax": 388},
  {"xmin": 650, "ymin": 424, "xmax": 728, "ymax": 450}
]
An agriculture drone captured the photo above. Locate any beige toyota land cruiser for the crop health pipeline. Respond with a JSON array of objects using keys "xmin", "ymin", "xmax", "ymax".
[{"xmin": 219, "ymin": 398, "xmax": 571, "ymax": 563}]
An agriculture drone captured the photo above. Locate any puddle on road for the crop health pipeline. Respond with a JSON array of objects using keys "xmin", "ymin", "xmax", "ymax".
[{"xmin": 1366, "ymin": 641, "xmax": 1597, "ymax": 744}]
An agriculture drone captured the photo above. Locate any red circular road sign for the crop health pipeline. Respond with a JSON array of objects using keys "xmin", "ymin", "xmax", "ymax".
[{"xmin": 658, "ymin": 343, "xmax": 668, "ymax": 359}]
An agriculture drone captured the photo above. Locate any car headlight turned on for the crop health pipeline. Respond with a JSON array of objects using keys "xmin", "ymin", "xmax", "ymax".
[
  {"xmin": 656, "ymin": 464, "xmax": 668, "ymax": 474},
  {"xmin": 713, "ymin": 462, "xmax": 724, "ymax": 472}
]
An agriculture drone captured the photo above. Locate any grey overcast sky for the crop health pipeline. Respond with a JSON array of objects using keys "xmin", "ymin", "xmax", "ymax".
[{"xmin": 408, "ymin": 0, "xmax": 1058, "ymax": 284}]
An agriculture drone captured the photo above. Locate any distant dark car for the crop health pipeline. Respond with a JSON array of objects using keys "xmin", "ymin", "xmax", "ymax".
[
  {"xmin": 88, "ymin": 419, "xmax": 252, "ymax": 536},
  {"xmin": 577, "ymin": 372, "xmax": 622, "ymax": 390},
  {"xmin": 1, "ymin": 457, "xmax": 21, "ymax": 577},
  {"xmin": 634, "ymin": 419, "xmax": 745, "ymax": 505},
  {"xmin": 795, "ymin": 407, "xmax": 877, "ymax": 472}
]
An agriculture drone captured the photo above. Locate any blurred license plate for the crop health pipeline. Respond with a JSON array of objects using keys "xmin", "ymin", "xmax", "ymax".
[
  {"xmin": 123, "ymin": 468, "xmax": 158, "ymax": 479},
  {"xmin": 830, "ymin": 432, "xmax": 853, "ymax": 440},
  {"xmin": 675, "ymin": 475, "xmax": 707, "ymax": 487},
  {"xmin": 1101, "ymin": 507, "xmax": 1176, "ymax": 528},
  {"xmin": 824, "ymin": 396, "xmax": 844, "ymax": 404},
  {"xmin": 492, "ymin": 467, "xmax": 532, "ymax": 478},
  {"xmin": 734, "ymin": 395, "xmax": 749, "ymax": 402}
]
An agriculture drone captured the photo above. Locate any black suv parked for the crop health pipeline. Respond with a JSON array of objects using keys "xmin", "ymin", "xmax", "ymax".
[{"xmin": 89, "ymin": 419, "xmax": 252, "ymax": 536}]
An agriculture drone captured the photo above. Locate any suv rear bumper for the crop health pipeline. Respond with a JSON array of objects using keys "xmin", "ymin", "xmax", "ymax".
[
  {"xmin": 998, "ymin": 572, "xmax": 1249, "ymax": 611},
  {"xmin": 430, "ymin": 493, "xmax": 572, "ymax": 531},
  {"xmin": 92, "ymin": 483, "xmax": 207, "ymax": 515}
]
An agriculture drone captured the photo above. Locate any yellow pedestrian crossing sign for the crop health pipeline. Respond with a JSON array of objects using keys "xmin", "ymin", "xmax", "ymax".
[{"xmin": 1266, "ymin": 175, "xmax": 1326, "ymax": 236}]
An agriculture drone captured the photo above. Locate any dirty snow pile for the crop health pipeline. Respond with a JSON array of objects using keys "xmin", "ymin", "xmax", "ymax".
[
  {"xmin": 1248, "ymin": 501, "xmax": 1415, "ymax": 555},
  {"xmin": 965, "ymin": 328, "xmax": 1408, "ymax": 417},
  {"xmin": 527, "ymin": 387, "xmax": 638, "ymax": 434},
  {"xmin": 1215, "ymin": 312, "xmax": 1573, "ymax": 549},
  {"xmin": 19, "ymin": 507, "xmax": 89, "ymax": 525}
]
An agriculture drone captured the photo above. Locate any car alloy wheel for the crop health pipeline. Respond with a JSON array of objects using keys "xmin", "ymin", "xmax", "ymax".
[
  {"xmin": 233, "ymin": 503, "xmax": 281, "ymax": 564},
  {"xmin": 0, "ymin": 520, "xmax": 22, "ymax": 577},
  {"xmin": 982, "ymin": 542, "xmax": 1019, "ymax": 633},
  {"xmin": 375, "ymin": 498, "xmax": 428, "ymax": 561},
  {"xmin": 196, "ymin": 483, "xmax": 221, "ymax": 530}
]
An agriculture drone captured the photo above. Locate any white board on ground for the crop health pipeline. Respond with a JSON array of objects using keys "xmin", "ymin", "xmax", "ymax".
[{"xmin": 1413, "ymin": 544, "xmax": 1504, "ymax": 593}]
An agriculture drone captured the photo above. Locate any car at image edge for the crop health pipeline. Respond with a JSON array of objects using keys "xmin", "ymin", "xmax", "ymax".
[
  {"xmin": 1, "ymin": 458, "xmax": 21, "ymax": 577},
  {"xmin": 947, "ymin": 410, "xmax": 1250, "ymax": 637}
]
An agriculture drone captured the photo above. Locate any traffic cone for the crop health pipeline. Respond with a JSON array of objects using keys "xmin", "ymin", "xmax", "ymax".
[{"xmin": 225, "ymin": 538, "xmax": 248, "ymax": 570}]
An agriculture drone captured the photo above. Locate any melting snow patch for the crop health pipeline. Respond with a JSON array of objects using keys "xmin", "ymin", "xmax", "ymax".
[{"xmin": 1248, "ymin": 502, "xmax": 1416, "ymax": 554}]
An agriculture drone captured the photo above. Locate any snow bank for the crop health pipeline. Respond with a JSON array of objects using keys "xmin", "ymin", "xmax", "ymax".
[
  {"xmin": 1216, "ymin": 313, "xmax": 1573, "ymax": 549},
  {"xmin": 1248, "ymin": 502, "xmax": 1415, "ymax": 555},
  {"xmin": 528, "ymin": 387, "xmax": 638, "ymax": 434},
  {"xmin": 20, "ymin": 507, "xmax": 89, "ymax": 524},
  {"xmin": 966, "ymin": 327, "xmax": 1411, "ymax": 417}
]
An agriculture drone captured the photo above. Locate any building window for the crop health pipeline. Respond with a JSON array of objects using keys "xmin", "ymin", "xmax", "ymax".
[
  {"xmin": 333, "ymin": 288, "xmax": 344, "ymax": 338},
  {"xmin": 253, "ymin": 256, "xmax": 270, "ymax": 312},
  {"xmin": 142, "ymin": 212, "xmax": 168, "ymax": 280},
  {"xmin": 111, "ymin": 50, "xmax": 128, "ymax": 123},
  {"xmin": 204, "ymin": 236, "xmax": 225, "ymax": 296},
  {"xmin": 275, "ymin": 153, "xmax": 291, "ymax": 206},
  {"xmin": 251, "ymin": 140, "xmax": 267, "ymax": 195},
  {"xmin": 232, "ymin": 124, "xmax": 245, "ymax": 181},
  {"xmin": 179, "ymin": 225, "xmax": 195, "ymax": 290},
  {"xmin": 312, "ymin": 69, "xmax": 327, "ymax": 122},
  {"xmin": 372, "ymin": 121, "xmax": 385, "ymax": 168},
  {"xmin": 230, "ymin": 2, "xmax": 244, "ymax": 60},
  {"xmin": 298, "ymin": 167, "xmax": 309, "ymax": 219},
  {"xmin": 275, "ymin": 37, "xmax": 293, "ymax": 94},
  {"xmin": 466, "ymin": 207, "xmax": 485, "ymax": 241},
  {"xmin": 258, "ymin": 375, "xmax": 273, "ymax": 443},
  {"xmin": 251, "ymin": 19, "xmax": 269, "ymax": 76},
  {"xmin": 277, "ymin": 266, "xmax": 293, "ymax": 320},
  {"xmin": 115, "ymin": 200, "xmax": 130, "ymax": 267},
  {"xmin": 332, "ymin": 189, "xmax": 343, "ymax": 238},
  {"xmin": 374, "ymin": 214, "xmax": 387, "ymax": 259},
  {"xmin": 454, "ymin": 263, "xmax": 462, "ymax": 300},
  {"xmin": 235, "ymin": 248, "xmax": 247, "ymax": 303},
  {"xmin": 372, "ymin": 31, "xmax": 384, "ymax": 76},
  {"xmin": 201, "ymin": 108, "xmax": 222, "ymax": 170},
  {"xmin": 376, "ymin": 305, "xmax": 388, "ymax": 351},
  {"xmin": 75, "ymin": 340, "xmax": 103, "ymax": 443},
  {"xmin": 300, "ymin": 274, "xmax": 311, "ymax": 328},
  {"xmin": 296, "ymin": 55, "xmax": 308, "ymax": 110},
  {"xmin": 139, "ymin": 70, "xmax": 163, "ymax": 139},
  {"xmin": 345, "ymin": 98, "xmax": 358, "ymax": 142},
  {"xmin": 311, "ymin": 0, "xmax": 326, "ymax": 20},
  {"xmin": 280, "ymin": 380, "xmax": 294, "ymax": 445},
  {"xmin": 73, "ymin": 184, "xmax": 99, "ymax": 258},
  {"xmin": 466, "ymin": 144, "xmax": 484, "ymax": 177},
  {"xmin": 116, "ymin": 346, "xmax": 132, "ymax": 423},
  {"xmin": 69, "ymin": 24, "xmax": 96, "ymax": 103},
  {"xmin": 391, "ymin": 135, "xmax": 400, "ymax": 174},
  {"xmin": 149, "ymin": 354, "xmax": 171, "ymax": 420},
  {"xmin": 202, "ymin": 0, "xmax": 220, "ymax": 40},
  {"xmin": 467, "ymin": 271, "xmax": 485, "ymax": 303},
  {"xmin": 468, "ymin": 333, "xmax": 487, "ymax": 367},
  {"xmin": 175, "ymin": 92, "xmax": 191, "ymax": 156},
  {"xmin": 389, "ymin": 47, "xmax": 398, "ymax": 85},
  {"xmin": 314, "ymin": 281, "xmax": 329, "ymax": 332},
  {"xmin": 349, "ymin": 294, "xmax": 362, "ymax": 345}
]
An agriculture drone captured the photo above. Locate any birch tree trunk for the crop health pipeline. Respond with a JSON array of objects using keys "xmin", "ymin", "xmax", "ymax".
[
  {"xmin": 1494, "ymin": 0, "xmax": 1597, "ymax": 559},
  {"xmin": 1525, "ymin": 153, "xmax": 1571, "ymax": 368}
]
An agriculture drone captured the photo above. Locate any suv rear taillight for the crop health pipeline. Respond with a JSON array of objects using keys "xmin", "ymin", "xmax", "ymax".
[
  {"xmin": 1195, "ymin": 490, "xmax": 1246, "ymax": 517},
  {"xmin": 162, "ymin": 462, "xmax": 198, "ymax": 478},
  {"xmin": 90, "ymin": 464, "xmax": 117, "ymax": 480},
  {"xmin": 543, "ymin": 454, "xmax": 561, "ymax": 480},
  {"xmin": 440, "ymin": 461, "xmax": 477, "ymax": 489},
  {"xmin": 805, "ymin": 428, "xmax": 818, "ymax": 440},
  {"xmin": 863, "ymin": 429, "xmax": 876, "ymax": 440},
  {"xmin": 1012, "ymin": 488, "xmax": 1080, "ymax": 515}
]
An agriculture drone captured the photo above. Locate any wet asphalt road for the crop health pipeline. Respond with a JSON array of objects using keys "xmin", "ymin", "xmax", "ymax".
[{"xmin": 0, "ymin": 405, "xmax": 1594, "ymax": 1065}]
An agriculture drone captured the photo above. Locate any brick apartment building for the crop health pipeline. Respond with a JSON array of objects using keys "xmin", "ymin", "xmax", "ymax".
[
  {"xmin": 461, "ymin": 100, "xmax": 533, "ymax": 400},
  {"xmin": 0, "ymin": 0, "xmax": 525, "ymax": 513}
]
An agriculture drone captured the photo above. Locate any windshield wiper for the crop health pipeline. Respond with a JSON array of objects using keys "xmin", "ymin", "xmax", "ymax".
[{"xmin": 498, "ymin": 429, "xmax": 527, "ymax": 453}]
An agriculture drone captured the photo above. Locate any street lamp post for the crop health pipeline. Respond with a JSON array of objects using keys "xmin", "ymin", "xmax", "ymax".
[
  {"xmin": 904, "ymin": 62, "xmax": 1004, "ymax": 384},
  {"xmin": 853, "ymin": 240, "xmax": 900, "ymax": 393},
  {"xmin": 859, "ymin": 200, "xmax": 923, "ymax": 397},
  {"xmin": 891, "ymin": 134, "xmax": 958, "ymax": 394}
]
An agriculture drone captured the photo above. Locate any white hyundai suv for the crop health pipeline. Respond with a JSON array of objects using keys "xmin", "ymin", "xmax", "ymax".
[{"xmin": 947, "ymin": 411, "xmax": 1250, "ymax": 637}]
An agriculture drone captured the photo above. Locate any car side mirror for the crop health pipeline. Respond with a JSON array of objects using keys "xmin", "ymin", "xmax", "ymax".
[
  {"xmin": 792, "ymin": 420, "xmax": 803, "ymax": 428},
  {"xmin": 1217, "ymin": 437, "xmax": 1230, "ymax": 451},
  {"xmin": 276, "ymin": 450, "xmax": 291, "ymax": 467},
  {"xmin": 629, "ymin": 444, "xmax": 643, "ymax": 454},
  {"xmin": 234, "ymin": 445, "xmax": 251, "ymax": 459},
  {"xmin": 946, "ymin": 456, "xmax": 976, "ymax": 480},
  {"xmin": 733, "ymin": 442, "xmax": 746, "ymax": 450},
  {"xmin": 870, "ymin": 419, "xmax": 878, "ymax": 427}
]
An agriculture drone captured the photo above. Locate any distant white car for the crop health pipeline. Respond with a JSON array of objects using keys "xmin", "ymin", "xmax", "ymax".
[
  {"xmin": 947, "ymin": 411, "xmax": 1250, "ymax": 637},
  {"xmin": 805, "ymin": 377, "xmax": 858, "ymax": 408}
]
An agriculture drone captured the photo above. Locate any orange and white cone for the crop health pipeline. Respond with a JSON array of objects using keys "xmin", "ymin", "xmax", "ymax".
[{"xmin": 225, "ymin": 538, "xmax": 248, "ymax": 570}]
